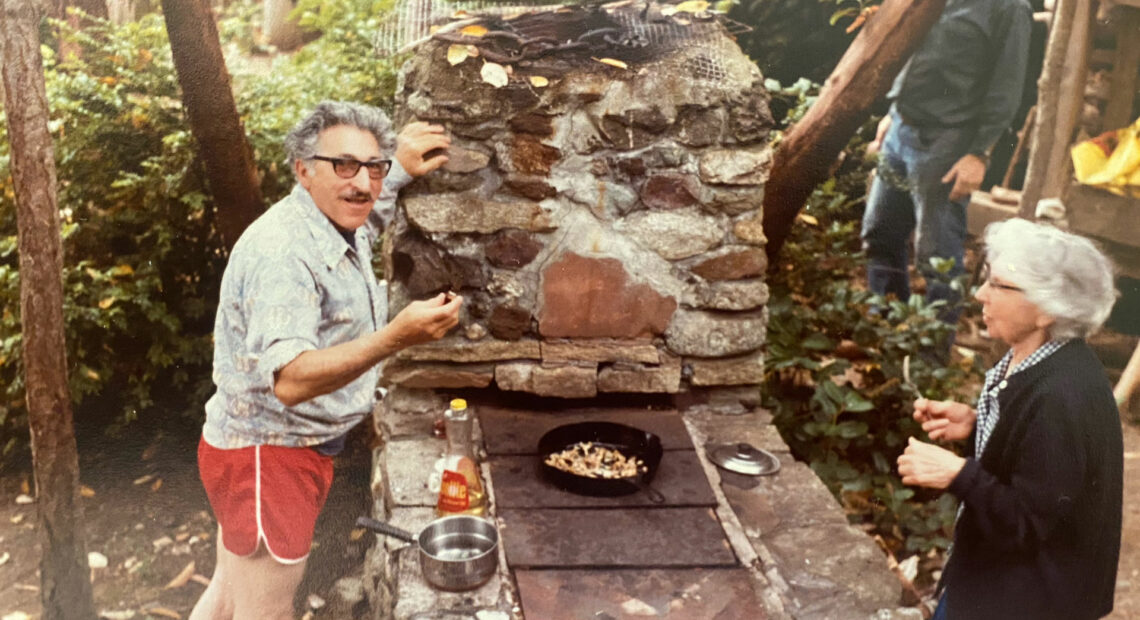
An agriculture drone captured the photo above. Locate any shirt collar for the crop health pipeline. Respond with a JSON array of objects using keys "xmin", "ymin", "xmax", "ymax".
[{"xmin": 287, "ymin": 184, "xmax": 358, "ymax": 269}]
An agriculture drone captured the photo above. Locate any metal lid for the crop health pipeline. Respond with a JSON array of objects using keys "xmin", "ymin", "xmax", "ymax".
[{"xmin": 709, "ymin": 443, "xmax": 781, "ymax": 476}]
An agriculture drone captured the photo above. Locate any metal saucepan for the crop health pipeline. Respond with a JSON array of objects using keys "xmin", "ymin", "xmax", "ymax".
[
  {"xmin": 356, "ymin": 514, "xmax": 498, "ymax": 591},
  {"xmin": 537, "ymin": 421, "xmax": 666, "ymax": 503}
]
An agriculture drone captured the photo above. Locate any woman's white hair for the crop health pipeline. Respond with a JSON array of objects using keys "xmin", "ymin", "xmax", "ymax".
[
  {"xmin": 283, "ymin": 101, "xmax": 396, "ymax": 166},
  {"xmin": 984, "ymin": 218, "xmax": 1118, "ymax": 339}
]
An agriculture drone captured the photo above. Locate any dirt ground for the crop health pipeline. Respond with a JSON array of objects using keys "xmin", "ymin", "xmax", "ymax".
[{"xmin": 1, "ymin": 342, "xmax": 1139, "ymax": 619}]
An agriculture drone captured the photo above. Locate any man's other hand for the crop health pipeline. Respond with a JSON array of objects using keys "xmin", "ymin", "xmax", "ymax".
[
  {"xmin": 395, "ymin": 122, "xmax": 451, "ymax": 178},
  {"xmin": 386, "ymin": 292, "xmax": 462, "ymax": 349},
  {"xmin": 867, "ymin": 114, "xmax": 892, "ymax": 156},
  {"xmin": 941, "ymin": 153, "xmax": 986, "ymax": 201}
]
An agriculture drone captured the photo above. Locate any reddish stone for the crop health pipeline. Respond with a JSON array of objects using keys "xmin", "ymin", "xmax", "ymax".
[
  {"xmin": 539, "ymin": 253, "xmax": 677, "ymax": 339},
  {"xmin": 640, "ymin": 174, "xmax": 700, "ymax": 210},
  {"xmin": 489, "ymin": 303, "xmax": 532, "ymax": 340},
  {"xmin": 504, "ymin": 176, "xmax": 557, "ymax": 201},
  {"xmin": 511, "ymin": 134, "xmax": 560, "ymax": 176},
  {"xmin": 509, "ymin": 113, "xmax": 554, "ymax": 136},
  {"xmin": 692, "ymin": 248, "xmax": 768, "ymax": 281},
  {"xmin": 486, "ymin": 230, "xmax": 543, "ymax": 269}
]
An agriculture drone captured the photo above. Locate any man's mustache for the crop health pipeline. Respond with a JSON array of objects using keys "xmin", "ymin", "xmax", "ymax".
[{"xmin": 339, "ymin": 190, "xmax": 373, "ymax": 202}]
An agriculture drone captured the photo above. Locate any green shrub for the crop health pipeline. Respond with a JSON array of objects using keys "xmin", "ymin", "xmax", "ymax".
[{"xmin": 763, "ymin": 80, "xmax": 985, "ymax": 555}]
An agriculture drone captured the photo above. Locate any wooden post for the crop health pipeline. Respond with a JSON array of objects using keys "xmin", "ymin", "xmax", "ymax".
[
  {"xmin": 0, "ymin": 1, "xmax": 97, "ymax": 618},
  {"xmin": 1103, "ymin": 7, "xmax": 1140, "ymax": 131},
  {"xmin": 761, "ymin": 0, "xmax": 948, "ymax": 261}
]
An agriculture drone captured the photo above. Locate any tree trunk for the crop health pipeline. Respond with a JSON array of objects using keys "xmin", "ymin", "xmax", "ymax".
[
  {"xmin": 760, "ymin": 0, "xmax": 948, "ymax": 262},
  {"xmin": 161, "ymin": 0, "xmax": 263, "ymax": 250},
  {"xmin": 50, "ymin": 0, "xmax": 108, "ymax": 19},
  {"xmin": 264, "ymin": 0, "xmax": 305, "ymax": 51},
  {"xmin": 0, "ymin": 2, "xmax": 97, "ymax": 619}
]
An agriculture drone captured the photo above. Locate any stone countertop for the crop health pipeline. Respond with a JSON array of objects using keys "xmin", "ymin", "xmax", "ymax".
[{"xmin": 364, "ymin": 401, "xmax": 920, "ymax": 620}]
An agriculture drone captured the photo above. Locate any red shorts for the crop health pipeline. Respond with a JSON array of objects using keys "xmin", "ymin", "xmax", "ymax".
[{"xmin": 197, "ymin": 437, "xmax": 334, "ymax": 564}]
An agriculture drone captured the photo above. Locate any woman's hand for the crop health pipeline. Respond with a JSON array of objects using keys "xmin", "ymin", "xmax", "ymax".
[
  {"xmin": 897, "ymin": 437, "xmax": 966, "ymax": 489},
  {"xmin": 913, "ymin": 398, "xmax": 976, "ymax": 441}
]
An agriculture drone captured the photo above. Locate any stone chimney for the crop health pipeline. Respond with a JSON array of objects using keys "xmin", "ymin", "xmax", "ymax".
[{"xmin": 379, "ymin": 13, "xmax": 775, "ymax": 414}]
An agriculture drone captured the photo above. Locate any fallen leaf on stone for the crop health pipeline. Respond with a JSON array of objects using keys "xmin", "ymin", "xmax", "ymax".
[
  {"xmin": 15, "ymin": 494, "xmax": 33, "ymax": 505},
  {"xmin": 145, "ymin": 607, "xmax": 181, "ymax": 619},
  {"xmin": 349, "ymin": 528, "xmax": 365, "ymax": 542},
  {"xmin": 593, "ymin": 57, "xmax": 628, "ymax": 70},
  {"xmin": 447, "ymin": 44, "xmax": 470, "ymax": 66},
  {"xmin": 460, "ymin": 24, "xmax": 488, "ymax": 37},
  {"xmin": 10, "ymin": 514, "xmax": 24, "ymax": 524},
  {"xmin": 80, "ymin": 485, "xmax": 96, "ymax": 498},
  {"xmin": 0, "ymin": 551, "xmax": 9, "ymax": 566},
  {"xmin": 88, "ymin": 551, "xmax": 108, "ymax": 569},
  {"xmin": 481, "ymin": 62, "xmax": 509, "ymax": 88},
  {"xmin": 190, "ymin": 574, "xmax": 210, "ymax": 586},
  {"xmin": 163, "ymin": 561, "xmax": 195, "ymax": 589},
  {"xmin": 151, "ymin": 478, "xmax": 163, "ymax": 492},
  {"xmin": 133, "ymin": 474, "xmax": 154, "ymax": 486},
  {"xmin": 529, "ymin": 76, "xmax": 549, "ymax": 87},
  {"xmin": 620, "ymin": 597, "xmax": 658, "ymax": 616}
]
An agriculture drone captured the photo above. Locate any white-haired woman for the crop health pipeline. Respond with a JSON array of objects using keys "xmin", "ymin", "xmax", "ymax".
[{"xmin": 897, "ymin": 218, "xmax": 1123, "ymax": 619}]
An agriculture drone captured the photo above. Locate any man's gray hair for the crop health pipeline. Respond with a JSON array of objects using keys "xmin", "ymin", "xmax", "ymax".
[
  {"xmin": 984, "ymin": 218, "xmax": 1118, "ymax": 340},
  {"xmin": 283, "ymin": 101, "xmax": 396, "ymax": 165}
]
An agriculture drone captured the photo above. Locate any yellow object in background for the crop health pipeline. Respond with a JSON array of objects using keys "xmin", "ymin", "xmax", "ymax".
[{"xmin": 1072, "ymin": 117, "xmax": 1140, "ymax": 198}]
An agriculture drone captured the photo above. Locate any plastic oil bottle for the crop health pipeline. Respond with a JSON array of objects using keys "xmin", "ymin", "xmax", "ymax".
[{"xmin": 436, "ymin": 398, "xmax": 487, "ymax": 516}]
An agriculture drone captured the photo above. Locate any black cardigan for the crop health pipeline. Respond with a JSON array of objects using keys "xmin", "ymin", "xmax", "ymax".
[{"xmin": 942, "ymin": 339, "xmax": 1123, "ymax": 619}]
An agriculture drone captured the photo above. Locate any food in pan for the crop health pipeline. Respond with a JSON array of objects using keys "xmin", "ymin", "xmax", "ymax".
[{"xmin": 544, "ymin": 442, "xmax": 648, "ymax": 479}]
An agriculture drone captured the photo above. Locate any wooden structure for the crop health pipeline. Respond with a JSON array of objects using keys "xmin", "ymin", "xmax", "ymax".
[{"xmin": 968, "ymin": 0, "xmax": 1140, "ymax": 277}]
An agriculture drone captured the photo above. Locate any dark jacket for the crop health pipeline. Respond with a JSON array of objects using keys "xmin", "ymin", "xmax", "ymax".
[{"xmin": 943, "ymin": 339, "xmax": 1122, "ymax": 619}]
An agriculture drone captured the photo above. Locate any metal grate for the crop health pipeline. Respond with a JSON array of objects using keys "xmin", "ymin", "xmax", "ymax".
[{"xmin": 375, "ymin": 0, "xmax": 752, "ymax": 60}]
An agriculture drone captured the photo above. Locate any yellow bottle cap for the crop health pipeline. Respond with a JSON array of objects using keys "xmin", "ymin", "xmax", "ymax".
[{"xmin": 450, "ymin": 398, "xmax": 467, "ymax": 410}]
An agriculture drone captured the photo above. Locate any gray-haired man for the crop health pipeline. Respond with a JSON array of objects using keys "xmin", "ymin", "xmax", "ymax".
[{"xmin": 191, "ymin": 102, "xmax": 457, "ymax": 619}]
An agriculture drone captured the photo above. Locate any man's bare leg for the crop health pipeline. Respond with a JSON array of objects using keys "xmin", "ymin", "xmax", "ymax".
[{"xmin": 190, "ymin": 527, "xmax": 307, "ymax": 620}]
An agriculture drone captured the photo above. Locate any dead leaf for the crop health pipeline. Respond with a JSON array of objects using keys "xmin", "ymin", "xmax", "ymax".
[
  {"xmin": 80, "ymin": 485, "xmax": 96, "ymax": 498},
  {"xmin": 133, "ymin": 474, "xmax": 154, "ymax": 486},
  {"xmin": 111, "ymin": 264, "xmax": 134, "ymax": 276},
  {"xmin": 10, "ymin": 514, "xmax": 24, "ymax": 524},
  {"xmin": 350, "ymin": 528, "xmax": 365, "ymax": 542},
  {"xmin": 0, "ymin": 551, "xmax": 10, "ymax": 566},
  {"xmin": 151, "ymin": 478, "xmax": 163, "ymax": 492},
  {"xmin": 460, "ymin": 24, "xmax": 488, "ymax": 37},
  {"xmin": 529, "ymin": 75, "xmax": 549, "ymax": 87},
  {"xmin": 88, "ymin": 551, "xmax": 108, "ymax": 569},
  {"xmin": 446, "ymin": 44, "xmax": 470, "ymax": 66},
  {"xmin": 451, "ymin": 9, "xmax": 470, "ymax": 18},
  {"xmin": 593, "ymin": 57, "xmax": 628, "ymax": 70},
  {"xmin": 13, "ymin": 583, "xmax": 38, "ymax": 592},
  {"xmin": 480, "ymin": 62, "xmax": 509, "ymax": 88},
  {"xmin": 175, "ymin": 532, "xmax": 190, "ymax": 542},
  {"xmin": 797, "ymin": 213, "xmax": 819, "ymax": 226},
  {"xmin": 163, "ymin": 561, "xmax": 195, "ymax": 589},
  {"xmin": 661, "ymin": 0, "xmax": 709, "ymax": 15},
  {"xmin": 85, "ymin": 368, "xmax": 100, "ymax": 380},
  {"xmin": 145, "ymin": 607, "xmax": 182, "ymax": 619},
  {"xmin": 97, "ymin": 296, "xmax": 117, "ymax": 309}
]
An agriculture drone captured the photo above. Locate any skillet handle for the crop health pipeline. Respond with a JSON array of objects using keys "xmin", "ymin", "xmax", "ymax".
[{"xmin": 355, "ymin": 516, "xmax": 417, "ymax": 543}]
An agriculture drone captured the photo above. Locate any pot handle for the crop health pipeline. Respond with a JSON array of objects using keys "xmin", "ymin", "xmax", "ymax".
[
  {"xmin": 633, "ymin": 479, "xmax": 666, "ymax": 504},
  {"xmin": 355, "ymin": 516, "xmax": 417, "ymax": 543}
]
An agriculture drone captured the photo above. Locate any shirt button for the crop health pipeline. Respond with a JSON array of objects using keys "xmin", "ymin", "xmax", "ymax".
[{"xmin": 999, "ymin": 380, "xmax": 1008, "ymax": 389}]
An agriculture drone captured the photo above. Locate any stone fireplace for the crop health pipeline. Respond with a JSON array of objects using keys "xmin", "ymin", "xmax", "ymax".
[{"xmin": 377, "ymin": 5, "xmax": 776, "ymax": 412}]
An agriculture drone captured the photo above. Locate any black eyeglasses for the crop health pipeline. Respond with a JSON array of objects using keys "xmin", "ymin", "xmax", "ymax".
[
  {"xmin": 980, "ymin": 263, "xmax": 1024, "ymax": 293},
  {"xmin": 310, "ymin": 155, "xmax": 392, "ymax": 180}
]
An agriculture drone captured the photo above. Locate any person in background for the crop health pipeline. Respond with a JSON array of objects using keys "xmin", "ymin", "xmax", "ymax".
[
  {"xmin": 861, "ymin": 0, "xmax": 1033, "ymax": 328},
  {"xmin": 191, "ymin": 101, "xmax": 458, "ymax": 619},
  {"xmin": 897, "ymin": 218, "xmax": 1122, "ymax": 619}
]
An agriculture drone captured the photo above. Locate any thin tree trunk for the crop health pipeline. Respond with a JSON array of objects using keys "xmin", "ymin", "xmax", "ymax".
[
  {"xmin": 50, "ymin": 0, "xmax": 108, "ymax": 19},
  {"xmin": 161, "ymin": 0, "xmax": 263, "ymax": 250},
  {"xmin": 760, "ymin": 0, "xmax": 948, "ymax": 261},
  {"xmin": 0, "ymin": 2, "xmax": 97, "ymax": 619}
]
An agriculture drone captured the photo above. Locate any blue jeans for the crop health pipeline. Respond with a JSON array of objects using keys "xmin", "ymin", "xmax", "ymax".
[
  {"xmin": 931, "ymin": 593, "xmax": 949, "ymax": 620},
  {"xmin": 861, "ymin": 108, "xmax": 971, "ymax": 325}
]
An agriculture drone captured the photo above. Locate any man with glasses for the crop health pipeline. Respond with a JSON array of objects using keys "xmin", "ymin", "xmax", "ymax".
[{"xmin": 191, "ymin": 101, "xmax": 460, "ymax": 619}]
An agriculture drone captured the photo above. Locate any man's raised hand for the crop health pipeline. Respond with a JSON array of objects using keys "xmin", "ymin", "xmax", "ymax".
[{"xmin": 395, "ymin": 121, "xmax": 450, "ymax": 178}]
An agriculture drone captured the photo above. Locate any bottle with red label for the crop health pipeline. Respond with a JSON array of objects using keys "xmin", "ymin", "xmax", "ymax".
[{"xmin": 436, "ymin": 398, "xmax": 486, "ymax": 516}]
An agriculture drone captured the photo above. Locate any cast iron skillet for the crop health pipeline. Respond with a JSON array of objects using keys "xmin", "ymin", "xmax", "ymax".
[{"xmin": 537, "ymin": 421, "xmax": 665, "ymax": 503}]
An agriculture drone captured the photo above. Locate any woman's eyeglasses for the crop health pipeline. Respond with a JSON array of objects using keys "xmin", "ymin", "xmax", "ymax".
[
  {"xmin": 980, "ymin": 264, "xmax": 1024, "ymax": 293},
  {"xmin": 311, "ymin": 155, "xmax": 392, "ymax": 180}
]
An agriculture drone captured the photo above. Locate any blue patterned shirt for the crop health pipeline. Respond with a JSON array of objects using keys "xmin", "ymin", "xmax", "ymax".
[
  {"xmin": 202, "ymin": 163, "xmax": 411, "ymax": 449},
  {"xmin": 974, "ymin": 339, "xmax": 1070, "ymax": 457}
]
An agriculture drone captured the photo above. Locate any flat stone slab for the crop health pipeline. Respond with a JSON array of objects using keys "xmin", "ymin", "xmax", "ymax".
[
  {"xmin": 480, "ymin": 407, "xmax": 694, "ymax": 455},
  {"xmin": 514, "ymin": 568, "xmax": 768, "ymax": 619},
  {"xmin": 489, "ymin": 451, "xmax": 718, "ymax": 508},
  {"xmin": 499, "ymin": 507, "xmax": 737, "ymax": 568}
]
